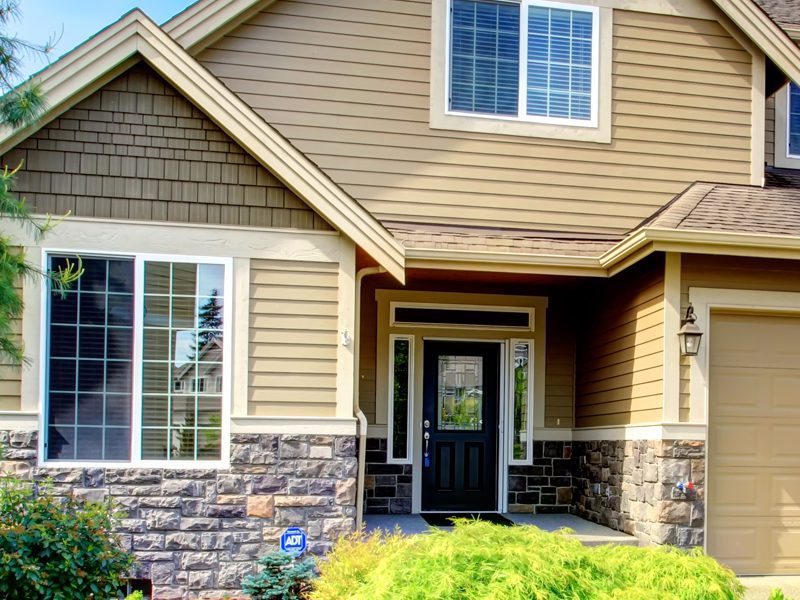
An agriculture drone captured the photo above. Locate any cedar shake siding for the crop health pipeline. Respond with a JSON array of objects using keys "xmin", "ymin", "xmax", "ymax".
[
  {"xmin": 1, "ymin": 63, "xmax": 332, "ymax": 231},
  {"xmin": 198, "ymin": 1, "xmax": 754, "ymax": 235},
  {"xmin": 575, "ymin": 254, "xmax": 665, "ymax": 427}
]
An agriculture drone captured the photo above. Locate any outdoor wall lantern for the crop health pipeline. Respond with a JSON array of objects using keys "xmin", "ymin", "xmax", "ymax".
[{"xmin": 677, "ymin": 304, "xmax": 703, "ymax": 357}]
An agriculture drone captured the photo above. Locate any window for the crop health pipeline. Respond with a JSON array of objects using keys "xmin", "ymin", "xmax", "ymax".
[
  {"xmin": 44, "ymin": 253, "xmax": 229, "ymax": 465},
  {"xmin": 449, "ymin": 0, "xmax": 598, "ymax": 125},
  {"xmin": 509, "ymin": 341, "xmax": 532, "ymax": 464},
  {"xmin": 774, "ymin": 82, "xmax": 800, "ymax": 169},
  {"xmin": 788, "ymin": 82, "xmax": 800, "ymax": 158},
  {"xmin": 430, "ymin": 0, "xmax": 610, "ymax": 142},
  {"xmin": 387, "ymin": 335, "xmax": 414, "ymax": 463}
]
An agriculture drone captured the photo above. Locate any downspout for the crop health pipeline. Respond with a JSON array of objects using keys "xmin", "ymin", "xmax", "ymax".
[{"xmin": 354, "ymin": 266, "xmax": 386, "ymax": 528}]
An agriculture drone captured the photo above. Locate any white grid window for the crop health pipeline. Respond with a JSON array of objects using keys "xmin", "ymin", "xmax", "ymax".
[{"xmin": 44, "ymin": 252, "xmax": 231, "ymax": 466}]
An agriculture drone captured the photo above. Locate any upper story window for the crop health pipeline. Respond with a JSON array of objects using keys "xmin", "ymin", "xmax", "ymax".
[
  {"xmin": 430, "ymin": 0, "xmax": 611, "ymax": 142},
  {"xmin": 788, "ymin": 82, "xmax": 800, "ymax": 158},
  {"xmin": 44, "ymin": 253, "xmax": 230, "ymax": 466},
  {"xmin": 449, "ymin": 0, "xmax": 597, "ymax": 125}
]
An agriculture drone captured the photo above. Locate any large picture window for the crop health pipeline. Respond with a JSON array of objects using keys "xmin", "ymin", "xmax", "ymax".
[
  {"xmin": 449, "ymin": 0, "xmax": 599, "ymax": 125},
  {"xmin": 44, "ymin": 253, "xmax": 230, "ymax": 465}
]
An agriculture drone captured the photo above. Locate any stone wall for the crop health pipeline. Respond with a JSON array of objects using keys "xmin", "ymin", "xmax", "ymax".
[
  {"xmin": 572, "ymin": 439, "xmax": 705, "ymax": 547},
  {"xmin": 0, "ymin": 430, "xmax": 357, "ymax": 600},
  {"xmin": 508, "ymin": 441, "xmax": 573, "ymax": 513},
  {"xmin": 364, "ymin": 437, "xmax": 412, "ymax": 514}
]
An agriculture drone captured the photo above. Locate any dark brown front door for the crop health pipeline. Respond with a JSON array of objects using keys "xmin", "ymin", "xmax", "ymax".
[{"xmin": 421, "ymin": 340, "xmax": 500, "ymax": 512}]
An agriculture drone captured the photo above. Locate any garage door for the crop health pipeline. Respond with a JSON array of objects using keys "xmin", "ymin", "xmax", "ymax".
[{"xmin": 708, "ymin": 311, "xmax": 800, "ymax": 574}]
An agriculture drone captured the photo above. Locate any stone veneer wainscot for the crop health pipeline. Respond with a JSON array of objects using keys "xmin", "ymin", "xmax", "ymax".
[
  {"xmin": 0, "ymin": 430, "xmax": 358, "ymax": 600},
  {"xmin": 572, "ymin": 440, "xmax": 705, "ymax": 548}
]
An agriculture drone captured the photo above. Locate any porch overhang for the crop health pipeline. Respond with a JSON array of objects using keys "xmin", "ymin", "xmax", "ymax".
[{"xmin": 404, "ymin": 227, "xmax": 800, "ymax": 278}]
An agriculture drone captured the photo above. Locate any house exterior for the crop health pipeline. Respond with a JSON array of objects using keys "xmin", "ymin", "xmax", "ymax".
[{"xmin": 3, "ymin": 0, "xmax": 800, "ymax": 595}]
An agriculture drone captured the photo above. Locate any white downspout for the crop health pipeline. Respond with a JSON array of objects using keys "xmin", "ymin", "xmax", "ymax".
[{"xmin": 354, "ymin": 266, "xmax": 385, "ymax": 528}]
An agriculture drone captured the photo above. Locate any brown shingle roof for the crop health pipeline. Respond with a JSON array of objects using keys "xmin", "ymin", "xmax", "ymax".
[
  {"xmin": 642, "ymin": 168, "xmax": 800, "ymax": 237},
  {"xmin": 752, "ymin": 0, "xmax": 800, "ymax": 29},
  {"xmin": 386, "ymin": 222, "xmax": 619, "ymax": 258}
]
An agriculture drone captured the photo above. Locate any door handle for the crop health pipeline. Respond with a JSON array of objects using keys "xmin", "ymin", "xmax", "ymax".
[{"xmin": 423, "ymin": 431, "xmax": 430, "ymax": 467}]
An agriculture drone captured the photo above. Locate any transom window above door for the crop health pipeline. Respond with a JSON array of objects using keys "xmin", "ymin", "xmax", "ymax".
[{"xmin": 449, "ymin": 0, "xmax": 599, "ymax": 126}]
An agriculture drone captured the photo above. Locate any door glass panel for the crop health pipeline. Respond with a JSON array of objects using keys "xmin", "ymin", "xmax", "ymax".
[{"xmin": 437, "ymin": 355, "xmax": 483, "ymax": 431}]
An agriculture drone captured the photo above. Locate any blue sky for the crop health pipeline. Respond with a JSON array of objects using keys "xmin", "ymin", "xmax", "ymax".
[{"xmin": 12, "ymin": 1, "xmax": 195, "ymax": 80}]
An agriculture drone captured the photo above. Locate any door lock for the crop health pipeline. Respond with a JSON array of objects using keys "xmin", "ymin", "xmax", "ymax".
[{"xmin": 423, "ymin": 419, "xmax": 430, "ymax": 429}]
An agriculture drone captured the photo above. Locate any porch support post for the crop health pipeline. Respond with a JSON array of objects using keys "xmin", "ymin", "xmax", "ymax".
[{"xmin": 662, "ymin": 253, "xmax": 681, "ymax": 423}]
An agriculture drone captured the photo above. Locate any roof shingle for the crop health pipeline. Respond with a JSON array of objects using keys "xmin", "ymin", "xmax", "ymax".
[{"xmin": 644, "ymin": 168, "xmax": 800, "ymax": 237}]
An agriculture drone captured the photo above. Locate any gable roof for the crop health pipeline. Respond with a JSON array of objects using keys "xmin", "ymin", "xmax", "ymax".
[{"xmin": 0, "ymin": 9, "xmax": 406, "ymax": 282}]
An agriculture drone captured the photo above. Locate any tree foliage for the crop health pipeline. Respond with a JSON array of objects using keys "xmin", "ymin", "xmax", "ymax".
[
  {"xmin": 242, "ymin": 551, "xmax": 317, "ymax": 600},
  {"xmin": 0, "ymin": 0, "xmax": 79, "ymax": 365}
]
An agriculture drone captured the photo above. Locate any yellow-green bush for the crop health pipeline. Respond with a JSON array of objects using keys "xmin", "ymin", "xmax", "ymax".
[{"xmin": 312, "ymin": 520, "xmax": 744, "ymax": 600}]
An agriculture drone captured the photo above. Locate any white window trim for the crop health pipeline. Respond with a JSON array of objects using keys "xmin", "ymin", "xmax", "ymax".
[
  {"xmin": 431, "ymin": 0, "xmax": 612, "ymax": 143},
  {"xmin": 390, "ymin": 301, "xmax": 535, "ymax": 331},
  {"xmin": 386, "ymin": 334, "xmax": 414, "ymax": 465},
  {"xmin": 508, "ymin": 338, "xmax": 534, "ymax": 465},
  {"xmin": 38, "ymin": 249, "xmax": 233, "ymax": 469},
  {"xmin": 775, "ymin": 82, "xmax": 800, "ymax": 168}
]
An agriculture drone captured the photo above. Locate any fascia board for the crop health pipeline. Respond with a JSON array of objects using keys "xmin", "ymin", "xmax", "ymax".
[
  {"xmin": 712, "ymin": 0, "xmax": 800, "ymax": 85},
  {"xmin": 163, "ymin": 0, "xmax": 272, "ymax": 52}
]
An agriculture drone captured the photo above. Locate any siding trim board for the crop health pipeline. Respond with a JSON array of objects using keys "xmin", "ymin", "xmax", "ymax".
[{"xmin": 0, "ymin": 10, "xmax": 405, "ymax": 281}]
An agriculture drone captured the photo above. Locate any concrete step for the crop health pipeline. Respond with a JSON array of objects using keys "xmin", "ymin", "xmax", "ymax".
[{"xmin": 364, "ymin": 513, "xmax": 640, "ymax": 547}]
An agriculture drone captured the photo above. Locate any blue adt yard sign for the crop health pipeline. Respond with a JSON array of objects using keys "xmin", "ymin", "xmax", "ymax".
[{"xmin": 280, "ymin": 527, "xmax": 307, "ymax": 556}]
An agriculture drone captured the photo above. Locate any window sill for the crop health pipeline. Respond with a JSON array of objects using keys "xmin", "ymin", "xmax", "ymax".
[
  {"xmin": 430, "ymin": 109, "xmax": 611, "ymax": 143},
  {"xmin": 38, "ymin": 459, "xmax": 231, "ymax": 470}
]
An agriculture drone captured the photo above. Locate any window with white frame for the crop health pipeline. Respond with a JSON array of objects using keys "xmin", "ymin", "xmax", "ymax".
[
  {"xmin": 387, "ymin": 335, "xmax": 414, "ymax": 463},
  {"xmin": 44, "ymin": 253, "xmax": 229, "ymax": 464},
  {"xmin": 788, "ymin": 82, "xmax": 800, "ymax": 158},
  {"xmin": 509, "ymin": 340, "xmax": 533, "ymax": 464},
  {"xmin": 449, "ymin": 0, "xmax": 599, "ymax": 125}
]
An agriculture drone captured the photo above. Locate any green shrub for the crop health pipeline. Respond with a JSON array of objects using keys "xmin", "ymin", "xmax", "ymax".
[
  {"xmin": 769, "ymin": 591, "xmax": 792, "ymax": 600},
  {"xmin": 242, "ymin": 551, "xmax": 317, "ymax": 600},
  {"xmin": 0, "ymin": 477, "xmax": 135, "ymax": 599},
  {"xmin": 312, "ymin": 520, "xmax": 744, "ymax": 600}
]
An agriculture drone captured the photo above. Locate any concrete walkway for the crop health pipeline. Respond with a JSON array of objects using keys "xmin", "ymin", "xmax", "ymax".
[
  {"xmin": 364, "ymin": 513, "xmax": 639, "ymax": 546},
  {"xmin": 741, "ymin": 576, "xmax": 800, "ymax": 599}
]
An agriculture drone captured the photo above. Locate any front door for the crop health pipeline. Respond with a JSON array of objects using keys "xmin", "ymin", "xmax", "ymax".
[{"xmin": 421, "ymin": 340, "xmax": 500, "ymax": 512}]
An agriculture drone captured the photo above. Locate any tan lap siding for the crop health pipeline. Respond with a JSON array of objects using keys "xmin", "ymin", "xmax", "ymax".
[
  {"xmin": 249, "ymin": 259, "xmax": 340, "ymax": 417},
  {"xmin": 199, "ymin": 2, "xmax": 753, "ymax": 235},
  {"xmin": 576, "ymin": 255, "xmax": 665, "ymax": 427},
  {"xmin": 1, "ymin": 63, "xmax": 331, "ymax": 231},
  {"xmin": 680, "ymin": 254, "xmax": 800, "ymax": 422},
  {"xmin": 546, "ymin": 305, "xmax": 576, "ymax": 429}
]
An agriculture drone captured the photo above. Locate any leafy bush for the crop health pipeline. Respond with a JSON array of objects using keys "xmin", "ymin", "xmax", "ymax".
[
  {"xmin": 312, "ymin": 520, "xmax": 744, "ymax": 600},
  {"xmin": 0, "ymin": 477, "xmax": 134, "ymax": 599},
  {"xmin": 242, "ymin": 551, "xmax": 317, "ymax": 600}
]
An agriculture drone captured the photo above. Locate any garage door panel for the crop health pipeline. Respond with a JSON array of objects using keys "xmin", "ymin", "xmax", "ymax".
[
  {"xmin": 709, "ymin": 311, "xmax": 800, "ymax": 574},
  {"xmin": 772, "ymin": 374, "xmax": 800, "ymax": 411},
  {"xmin": 712, "ymin": 469, "xmax": 800, "ymax": 517},
  {"xmin": 710, "ymin": 368, "xmax": 762, "ymax": 412},
  {"xmin": 771, "ymin": 425, "xmax": 800, "ymax": 463},
  {"xmin": 709, "ymin": 422, "xmax": 760, "ymax": 464},
  {"xmin": 711, "ymin": 314, "xmax": 800, "ymax": 369}
]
